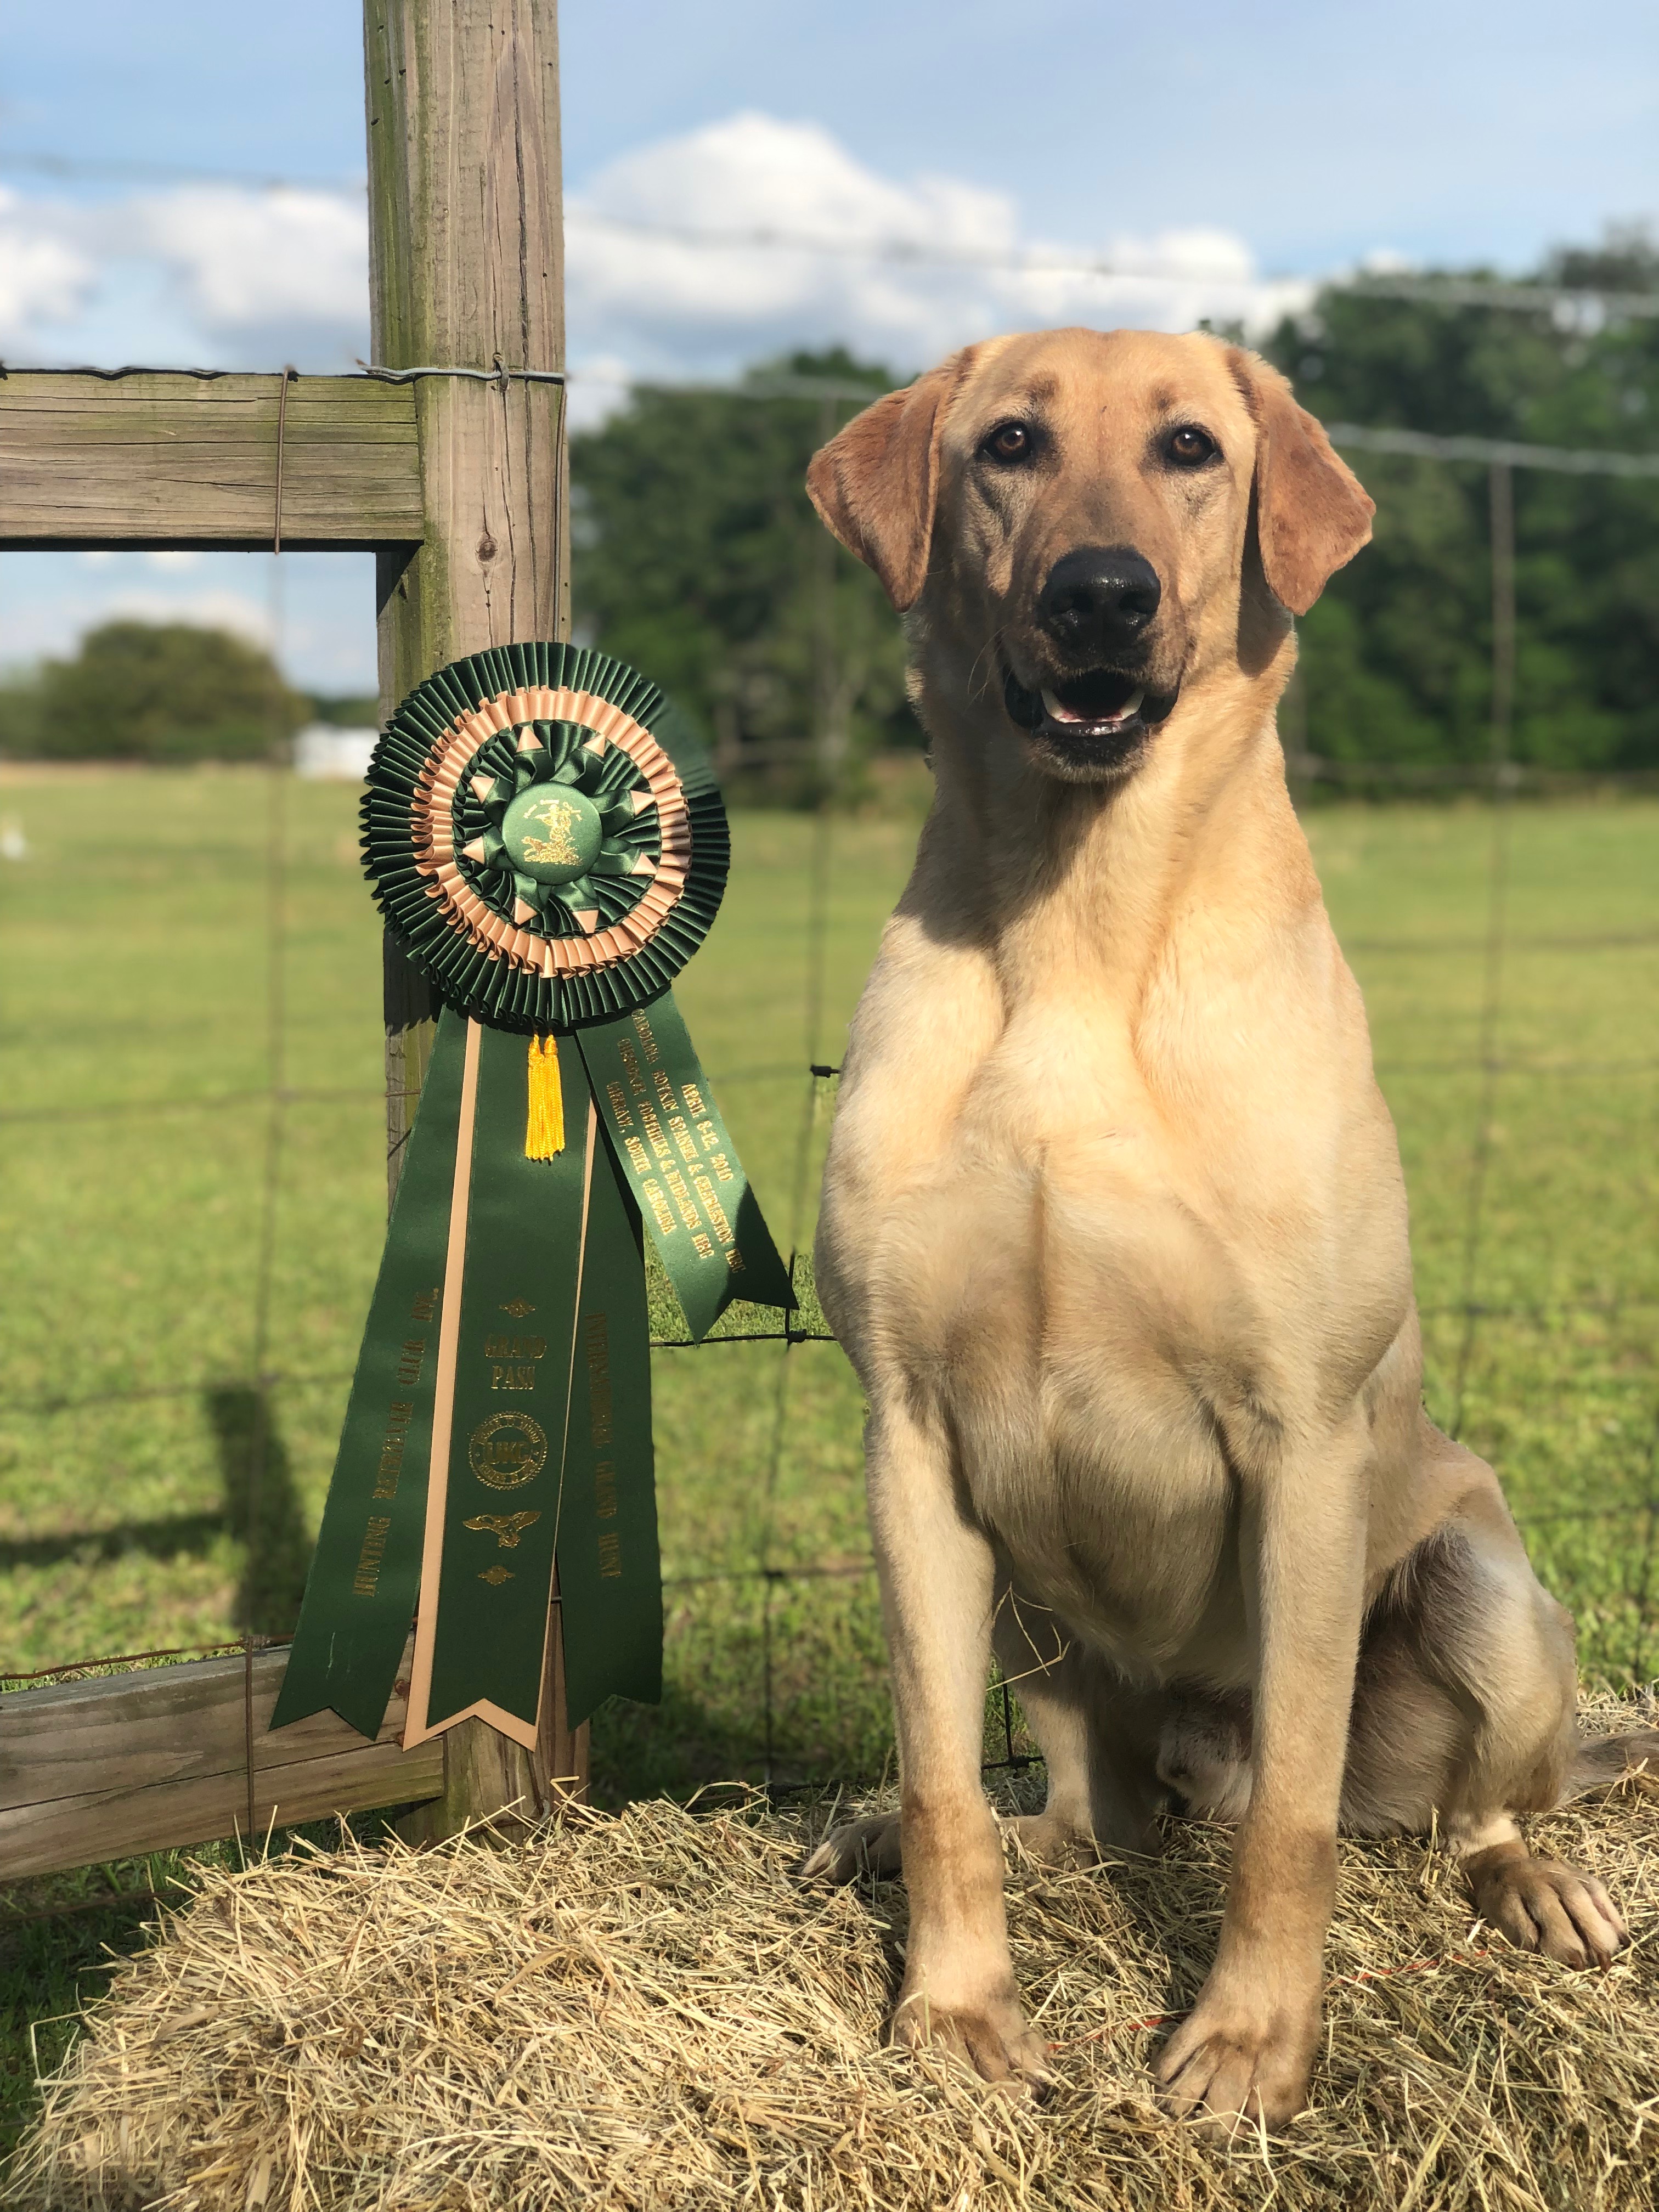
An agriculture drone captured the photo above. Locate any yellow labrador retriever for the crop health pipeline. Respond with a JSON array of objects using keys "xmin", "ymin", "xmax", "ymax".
[{"xmin": 800, "ymin": 327, "xmax": 1654, "ymax": 2131}]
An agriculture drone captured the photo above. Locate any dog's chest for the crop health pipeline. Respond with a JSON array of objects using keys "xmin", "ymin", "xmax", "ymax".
[{"xmin": 849, "ymin": 1099, "xmax": 1260, "ymax": 1664}]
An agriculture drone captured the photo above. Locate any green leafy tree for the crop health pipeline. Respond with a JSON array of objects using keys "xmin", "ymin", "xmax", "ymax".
[
  {"xmin": 571, "ymin": 351, "xmax": 915, "ymax": 797},
  {"xmin": 25, "ymin": 622, "xmax": 307, "ymax": 763},
  {"xmin": 1263, "ymin": 230, "xmax": 1659, "ymax": 773}
]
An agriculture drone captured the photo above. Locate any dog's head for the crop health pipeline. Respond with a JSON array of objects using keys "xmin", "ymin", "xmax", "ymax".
[{"xmin": 808, "ymin": 328, "xmax": 1373, "ymax": 782}]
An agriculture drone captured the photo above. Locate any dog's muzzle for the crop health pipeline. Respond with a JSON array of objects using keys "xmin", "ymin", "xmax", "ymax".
[{"xmin": 1002, "ymin": 663, "xmax": 1178, "ymax": 772}]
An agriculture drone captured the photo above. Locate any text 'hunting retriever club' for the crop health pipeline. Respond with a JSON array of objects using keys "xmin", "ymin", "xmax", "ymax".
[{"xmin": 800, "ymin": 327, "xmax": 1658, "ymax": 2135}]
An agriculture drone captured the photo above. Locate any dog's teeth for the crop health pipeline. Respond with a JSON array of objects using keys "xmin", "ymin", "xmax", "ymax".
[
  {"xmin": 1122, "ymin": 687, "xmax": 1146, "ymax": 716},
  {"xmin": 1041, "ymin": 688, "xmax": 1085, "ymax": 724}
]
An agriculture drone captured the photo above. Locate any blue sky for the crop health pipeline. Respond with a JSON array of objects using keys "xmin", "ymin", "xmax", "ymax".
[{"xmin": 2, "ymin": 0, "xmax": 1654, "ymax": 692}]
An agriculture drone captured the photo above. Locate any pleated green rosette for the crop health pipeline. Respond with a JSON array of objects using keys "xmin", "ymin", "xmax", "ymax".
[{"xmin": 272, "ymin": 642, "xmax": 794, "ymax": 1754}]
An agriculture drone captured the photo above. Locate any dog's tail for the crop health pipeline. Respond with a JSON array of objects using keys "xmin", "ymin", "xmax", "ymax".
[{"xmin": 1557, "ymin": 1726, "xmax": 1659, "ymax": 1805}]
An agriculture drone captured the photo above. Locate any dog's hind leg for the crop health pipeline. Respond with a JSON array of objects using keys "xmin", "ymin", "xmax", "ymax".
[
  {"xmin": 992, "ymin": 1583, "xmax": 1167, "ymax": 1864},
  {"xmin": 1342, "ymin": 1443, "xmax": 1633, "ymax": 1970}
]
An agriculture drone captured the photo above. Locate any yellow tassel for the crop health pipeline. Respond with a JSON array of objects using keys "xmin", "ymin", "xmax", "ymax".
[{"xmin": 525, "ymin": 1034, "xmax": 565, "ymax": 1159}]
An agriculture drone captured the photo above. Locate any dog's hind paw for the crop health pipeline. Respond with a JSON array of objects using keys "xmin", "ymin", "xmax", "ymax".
[
  {"xmin": 1471, "ymin": 1851, "xmax": 1628, "ymax": 1970},
  {"xmin": 800, "ymin": 1812, "xmax": 902, "ymax": 1884},
  {"xmin": 1004, "ymin": 1810, "xmax": 1103, "ymax": 1869}
]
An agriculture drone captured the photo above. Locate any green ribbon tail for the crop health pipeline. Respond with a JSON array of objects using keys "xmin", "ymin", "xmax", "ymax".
[
  {"xmin": 575, "ymin": 990, "xmax": 795, "ymax": 1342},
  {"xmin": 557, "ymin": 1133, "xmax": 663, "ymax": 1729},
  {"xmin": 270, "ymin": 1008, "xmax": 467, "ymax": 1740},
  {"xmin": 414, "ymin": 1028, "xmax": 590, "ymax": 1740}
]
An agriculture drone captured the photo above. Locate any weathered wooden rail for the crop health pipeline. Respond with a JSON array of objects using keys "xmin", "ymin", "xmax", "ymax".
[
  {"xmin": 0, "ymin": 373, "xmax": 422, "ymax": 551},
  {"xmin": 0, "ymin": 1645, "xmax": 443, "ymax": 1883}
]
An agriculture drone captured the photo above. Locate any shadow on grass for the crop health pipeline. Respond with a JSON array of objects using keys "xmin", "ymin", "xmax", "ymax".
[
  {"xmin": 0, "ymin": 1387, "xmax": 310, "ymax": 1651},
  {"xmin": 589, "ymin": 1681, "xmax": 777, "ymax": 1807},
  {"xmin": 202, "ymin": 1386, "xmax": 310, "ymax": 1639},
  {"xmin": 0, "ymin": 1515, "xmax": 226, "ymax": 1576}
]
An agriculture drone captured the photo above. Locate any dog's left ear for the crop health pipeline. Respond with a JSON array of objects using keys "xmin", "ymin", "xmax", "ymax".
[
  {"xmin": 1227, "ymin": 349, "xmax": 1374, "ymax": 616},
  {"xmin": 806, "ymin": 347, "xmax": 980, "ymax": 612}
]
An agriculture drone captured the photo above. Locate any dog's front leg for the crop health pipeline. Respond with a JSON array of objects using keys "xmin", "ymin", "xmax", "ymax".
[
  {"xmin": 1154, "ymin": 1419, "xmax": 1369, "ymax": 2134},
  {"xmin": 870, "ymin": 1400, "xmax": 1049, "ymax": 2089}
]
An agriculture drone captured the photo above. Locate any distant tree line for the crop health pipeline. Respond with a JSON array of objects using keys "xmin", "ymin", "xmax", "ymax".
[
  {"xmin": 571, "ymin": 229, "xmax": 1659, "ymax": 791},
  {"xmin": 3, "ymin": 232, "xmax": 1654, "ymax": 784},
  {"xmin": 0, "ymin": 622, "xmax": 315, "ymax": 763},
  {"xmin": 0, "ymin": 622, "xmax": 380, "ymax": 763}
]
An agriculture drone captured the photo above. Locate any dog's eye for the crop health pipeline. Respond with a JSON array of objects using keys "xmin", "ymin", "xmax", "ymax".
[
  {"xmin": 983, "ymin": 422, "xmax": 1033, "ymax": 462},
  {"xmin": 1166, "ymin": 425, "xmax": 1217, "ymax": 467}
]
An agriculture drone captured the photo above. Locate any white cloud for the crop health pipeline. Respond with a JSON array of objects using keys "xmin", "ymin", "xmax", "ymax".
[
  {"xmin": 0, "ymin": 182, "xmax": 369, "ymax": 369},
  {"xmin": 565, "ymin": 112, "xmax": 1312, "ymax": 402},
  {"xmin": 0, "ymin": 187, "xmax": 94, "ymax": 349},
  {"xmin": 2, "ymin": 114, "xmax": 1310, "ymax": 397},
  {"xmin": 129, "ymin": 185, "xmax": 368, "ymax": 348}
]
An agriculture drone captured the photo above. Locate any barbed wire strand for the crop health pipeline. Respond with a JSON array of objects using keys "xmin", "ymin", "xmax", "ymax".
[{"xmin": 3, "ymin": 147, "xmax": 1657, "ymax": 320}]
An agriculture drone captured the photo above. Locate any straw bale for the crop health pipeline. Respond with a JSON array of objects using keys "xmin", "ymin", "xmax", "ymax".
[{"xmin": 8, "ymin": 1710, "xmax": 1658, "ymax": 2212}]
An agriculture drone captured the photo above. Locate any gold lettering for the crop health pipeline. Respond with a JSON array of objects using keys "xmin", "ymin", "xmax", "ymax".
[
  {"xmin": 411, "ymin": 1288, "xmax": 438, "ymax": 1323},
  {"xmin": 606, "ymin": 1079, "xmax": 635, "ymax": 1131},
  {"xmin": 624, "ymin": 1133, "xmax": 651, "ymax": 1180},
  {"xmin": 638, "ymin": 1102, "xmax": 673, "ymax": 1162},
  {"xmin": 594, "ymin": 1457, "xmax": 617, "ymax": 1520},
  {"xmin": 583, "ymin": 1314, "xmax": 613, "ymax": 1448},
  {"xmin": 485, "ymin": 1334, "xmax": 544, "ymax": 1363},
  {"xmin": 692, "ymin": 1231, "xmax": 713, "ymax": 1257},
  {"xmin": 692, "ymin": 1172, "xmax": 735, "ymax": 1249},
  {"xmin": 395, "ymin": 1337, "xmax": 426, "ymax": 1386},
  {"xmin": 491, "ymin": 1362, "xmax": 539, "ymax": 1391},
  {"xmin": 631, "ymin": 1008, "xmax": 660, "ymax": 1065},
  {"xmin": 641, "ymin": 1178, "xmax": 676, "ymax": 1237},
  {"xmin": 618, "ymin": 1037, "xmax": 648, "ymax": 1098},
  {"xmin": 667, "ymin": 1113, "xmax": 699, "ymax": 1166},
  {"xmin": 684, "ymin": 1085, "xmax": 707, "ymax": 1118},
  {"xmin": 598, "ymin": 1530, "xmax": 623, "ymax": 1579},
  {"xmin": 663, "ymin": 1166, "xmax": 701, "ymax": 1234},
  {"xmin": 353, "ymin": 1515, "xmax": 392, "ymax": 1596},
  {"xmin": 372, "ymin": 1401, "xmax": 415, "ymax": 1499}
]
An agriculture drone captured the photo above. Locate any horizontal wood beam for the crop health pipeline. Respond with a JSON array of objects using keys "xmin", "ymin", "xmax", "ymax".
[
  {"xmin": 0, "ymin": 1641, "xmax": 443, "ymax": 1881},
  {"xmin": 0, "ymin": 373, "xmax": 424, "ymax": 551}
]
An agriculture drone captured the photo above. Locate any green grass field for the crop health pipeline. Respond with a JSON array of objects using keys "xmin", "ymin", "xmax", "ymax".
[{"xmin": 1, "ymin": 767, "xmax": 1655, "ymax": 2147}]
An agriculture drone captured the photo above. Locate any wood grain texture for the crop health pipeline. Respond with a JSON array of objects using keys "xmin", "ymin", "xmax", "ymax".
[
  {"xmin": 365, "ymin": 0, "xmax": 588, "ymax": 1825},
  {"xmin": 0, "ymin": 374, "xmax": 422, "ymax": 550},
  {"xmin": 0, "ymin": 1643, "xmax": 443, "ymax": 1882},
  {"xmin": 366, "ymin": 0, "xmax": 569, "ymax": 703}
]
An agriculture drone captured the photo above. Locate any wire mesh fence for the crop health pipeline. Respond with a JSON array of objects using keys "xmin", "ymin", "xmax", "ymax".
[{"xmin": 1, "ymin": 403, "xmax": 1656, "ymax": 1881}]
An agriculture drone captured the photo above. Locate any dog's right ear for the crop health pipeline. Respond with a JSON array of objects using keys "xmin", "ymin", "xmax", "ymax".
[{"xmin": 806, "ymin": 350, "xmax": 978, "ymax": 612}]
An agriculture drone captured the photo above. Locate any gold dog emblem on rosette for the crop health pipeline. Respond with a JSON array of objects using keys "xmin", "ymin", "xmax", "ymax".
[{"xmin": 271, "ymin": 643, "xmax": 795, "ymax": 1757}]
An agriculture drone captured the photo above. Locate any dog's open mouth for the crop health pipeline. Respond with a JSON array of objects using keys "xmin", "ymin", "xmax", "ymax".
[{"xmin": 1002, "ymin": 665, "xmax": 1170, "ymax": 764}]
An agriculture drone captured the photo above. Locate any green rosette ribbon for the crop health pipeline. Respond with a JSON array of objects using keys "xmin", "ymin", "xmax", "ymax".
[{"xmin": 272, "ymin": 642, "xmax": 794, "ymax": 1752}]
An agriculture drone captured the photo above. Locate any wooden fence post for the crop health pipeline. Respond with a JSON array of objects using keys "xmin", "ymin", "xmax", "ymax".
[{"xmin": 364, "ymin": 0, "xmax": 586, "ymax": 1836}]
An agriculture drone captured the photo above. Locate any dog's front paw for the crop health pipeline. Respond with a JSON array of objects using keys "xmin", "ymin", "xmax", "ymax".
[
  {"xmin": 1154, "ymin": 1987, "xmax": 1319, "ymax": 2136},
  {"xmin": 800, "ymin": 1812, "xmax": 902, "ymax": 1884},
  {"xmin": 890, "ymin": 1979, "xmax": 1051, "ymax": 2092}
]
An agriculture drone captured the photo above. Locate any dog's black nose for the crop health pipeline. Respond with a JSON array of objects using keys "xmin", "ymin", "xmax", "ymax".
[{"xmin": 1038, "ymin": 547, "xmax": 1161, "ymax": 654}]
